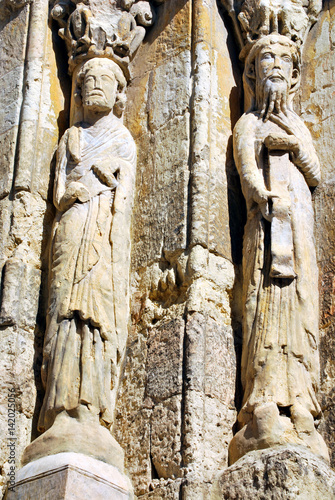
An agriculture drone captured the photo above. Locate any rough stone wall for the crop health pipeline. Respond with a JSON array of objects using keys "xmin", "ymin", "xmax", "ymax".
[
  {"xmin": 113, "ymin": 0, "xmax": 241, "ymax": 497},
  {"xmin": 298, "ymin": 0, "xmax": 335, "ymax": 467},
  {"xmin": 0, "ymin": 0, "xmax": 67, "ymax": 494}
]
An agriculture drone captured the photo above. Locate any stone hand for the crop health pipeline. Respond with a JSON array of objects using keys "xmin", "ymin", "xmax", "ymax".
[
  {"xmin": 268, "ymin": 111, "xmax": 302, "ymax": 138},
  {"xmin": 252, "ymin": 185, "xmax": 279, "ymax": 222},
  {"xmin": 60, "ymin": 182, "xmax": 90, "ymax": 210},
  {"xmin": 92, "ymin": 161, "xmax": 119, "ymax": 188},
  {"xmin": 264, "ymin": 133, "xmax": 301, "ymax": 156}
]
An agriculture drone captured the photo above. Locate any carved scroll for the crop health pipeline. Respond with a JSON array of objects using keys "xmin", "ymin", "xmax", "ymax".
[{"xmin": 268, "ymin": 151, "xmax": 295, "ymax": 278}]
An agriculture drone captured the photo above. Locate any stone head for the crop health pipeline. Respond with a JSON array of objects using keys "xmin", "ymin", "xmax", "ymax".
[
  {"xmin": 244, "ymin": 35, "xmax": 301, "ymax": 109},
  {"xmin": 75, "ymin": 58, "xmax": 127, "ymax": 116}
]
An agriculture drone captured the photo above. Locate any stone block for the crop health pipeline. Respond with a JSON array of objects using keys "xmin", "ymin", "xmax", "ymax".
[
  {"xmin": 0, "ymin": 258, "xmax": 41, "ymax": 329},
  {"xmin": 116, "ymin": 408, "xmax": 152, "ymax": 497},
  {"xmin": 146, "ymin": 50, "xmax": 191, "ymax": 132},
  {"xmin": 146, "ymin": 319, "xmax": 184, "ymax": 402},
  {"xmin": 6, "ymin": 453, "xmax": 133, "ymax": 500},
  {"xmin": 0, "ymin": 5, "xmax": 29, "ymax": 76},
  {"xmin": 212, "ymin": 446, "xmax": 335, "ymax": 500},
  {"xmin": 132, "ymin": 0, "xmax": 191, "ymax": 77},
  {"xmin": 131, "ymin": 114, "xmax": 189, "ymax": 268},
  {"xmin": 151, "ymin": 396, "xmax": 182, "ymax": 479},
  {"xmin": 185, "ymin": 312, "xmax": 235, "ymax": 405},
  {"xmin": 0, "ymin": 128, "xmax": 18, "ymax": 198},
  {"xmin": 141, "ymin": 479, "xmax": 182, "ymax": 499}
]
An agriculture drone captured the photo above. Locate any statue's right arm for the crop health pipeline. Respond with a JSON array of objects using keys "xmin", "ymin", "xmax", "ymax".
[
  {"xmin": 53, "ymin": 131, "xmax": 90, "ymax": 211},
  {"xmin": 233, "ymin": 114, "xmax": 270, "ymax": 208}
]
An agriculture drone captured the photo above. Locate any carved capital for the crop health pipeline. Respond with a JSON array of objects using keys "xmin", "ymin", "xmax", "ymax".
[
  {"xmin": 50, "ymin": 0, "xmax": 161, "ymax": 77},
  {"xmin": 220, "ymin": 0, "xmax": 322, "ymax": 58}
]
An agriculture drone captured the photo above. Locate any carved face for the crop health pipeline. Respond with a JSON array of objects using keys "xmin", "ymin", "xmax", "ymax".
[
  {"xmin": 256, "ymin": 42, "xmax": 294, "ymax": 88},
  {"xmin": 82, "ymin": 65, "xmax": 117, "ymax": 113}
]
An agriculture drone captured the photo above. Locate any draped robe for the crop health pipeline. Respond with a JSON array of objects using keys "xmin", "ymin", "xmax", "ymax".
[
  {"xmin": 233, "ymin": 109, "xmax": 321, "ymax": 425},
  {"xmin": 38, "ymin": 113, "xmax": 136, "ymax": 432}
]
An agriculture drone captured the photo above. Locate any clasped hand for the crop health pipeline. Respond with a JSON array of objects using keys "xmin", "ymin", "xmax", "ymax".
[
  {"xmin": 265, "ymin": 111, "xmax": 303, "ymax": 158},
  {"xmin": 92, "ymin": 160, "xmax": 119, "ymax": 188}
]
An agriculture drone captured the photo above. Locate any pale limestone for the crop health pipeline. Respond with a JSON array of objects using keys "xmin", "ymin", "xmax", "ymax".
[
  {"xmin": 151, "ymin": 395, "xmax": 182, "ymax": 479},
  {"xmin": 23, "ymin": 58, "xmax": 136, "ymax": 467},
  {"xmin": 212, "ymin": 446, "xmax": 335, "ymax": 499},
  {"xmin": 229, "ymin": 32, "xmax": 328, "ymax": 464},
  {"xmin": 1, "ymin": 0, "xmax": 335, "ymax": 498},
  {"xmin": 299, "ymin": 3, "xmax": 335, "ymax": 465},
  {"xmin": 7, "ymin": 452, "xmax": 133, "ymax": 500},
  {"xmin": 146, "ymin": 319, "xmax": 184, "ymax": 403}
]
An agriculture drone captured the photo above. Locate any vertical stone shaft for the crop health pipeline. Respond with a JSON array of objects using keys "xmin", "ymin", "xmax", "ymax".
[{"xmin": 14, "ymin": 0, "xmax": 49, "ymax": 192}]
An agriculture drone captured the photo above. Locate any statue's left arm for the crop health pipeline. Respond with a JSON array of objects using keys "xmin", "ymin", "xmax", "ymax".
[{"xmin": 268, "ymin": 111, "xmax": 321, "ymax": 187}]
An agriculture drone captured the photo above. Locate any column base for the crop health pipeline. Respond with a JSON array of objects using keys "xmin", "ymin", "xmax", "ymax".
[
  {"xmin": 6, "ymin": 452, "xmax": 133, "ymax": 500},
  {"xmin": 212, "ymin": 445, "xmax": 335, "ymax": 499}
]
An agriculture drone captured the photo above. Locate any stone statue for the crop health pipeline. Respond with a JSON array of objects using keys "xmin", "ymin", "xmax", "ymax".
[
  {"xmin": 229, "ymin": 34, "xmax": 329, "ymax": 464},
  {"xmin": 23, "ymin": 57, "xmax": 136, "ymax": 466}
]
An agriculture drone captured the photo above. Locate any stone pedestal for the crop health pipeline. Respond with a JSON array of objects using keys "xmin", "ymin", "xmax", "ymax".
[
  {"xmin": 211, "ymin": 446, "xmax": 335, "ymax": 499},
  {"xmin": 6, "ymin": 453, "xmax": 133, "ymax": 500}
]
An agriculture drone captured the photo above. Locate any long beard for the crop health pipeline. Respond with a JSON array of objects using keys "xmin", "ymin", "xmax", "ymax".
[{"xmin": 256, "ymin": 77, "xmax": 289, "ymax": 122}]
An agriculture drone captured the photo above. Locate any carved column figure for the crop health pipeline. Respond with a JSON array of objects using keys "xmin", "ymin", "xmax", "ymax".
[
  {"xmin": 21, "ymin": 0, "xmax": 160, "ymax": 469},
  {"xmin": 219, "ymin": 0, "xmax": 329, "ymax": 465}
]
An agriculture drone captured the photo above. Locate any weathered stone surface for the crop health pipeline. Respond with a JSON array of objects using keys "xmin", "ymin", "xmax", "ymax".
[
  {"xmin": 131, "ymin": 113, "xmax": 190, "ymax": 269},
  {"xmin": 231, "ymin": 32, "xmax": 327, "ymax": 463},
  {"xmin": 133, "ymin": 0, "xmax": 191, "ymax": 76},
  {"xmin": 146, "ymin": 319, "xmax": 184, "ymax": 403},
  {"xmin": 0, "ymin": 328, "xmax": 35, "ymax": 495},
  {"xmin": 0, "ymin": 2, "xmax": 64, "ymax": 489},
  {"xmin": 212, "ymin": 446, "xmax": 335, "ymax": 499},
  {"xmin": 0, "ymin": 4, "xmax": 29, "ymax": 198},
  {"xmin": 0, "ymin": 4, "xmax": 29, "ymax": 74},
  {"xmin": 298, "ymin": 1, "xmax": 335, "ymax": 468},
  {"xmin": 116, "ymin": 407, "xmax": 152, "ymax": 496},
  {"xmin": 25, "ymin": 57, "xmax": 137, "ymax": 469},
  {"xmin": 2, "ymin": 0, "xmax": 335, "ymax": 496},
  {"xmin": 141, "ymin": 479, "xmax": 182, "ymax": 499},
  {"xmin": 182, "ymin": 312, "xmax": 236, "ymax": 485},
  {"xmin": 151, "ymin": 396, "xmax": 182, "ymax": 479}
]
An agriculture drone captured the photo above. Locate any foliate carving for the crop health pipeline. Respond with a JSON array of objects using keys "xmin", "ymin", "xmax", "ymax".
[
  {"xmin": 50, "ymin": 0, "xmax": 156, "ymax": 75},
  {"xmin": 220, "ymin": 0, "xmax": 321, "ymax": 55},
  {"xmin": 222, "ymin": 0, "xmax": 329, "ymax": 465}
]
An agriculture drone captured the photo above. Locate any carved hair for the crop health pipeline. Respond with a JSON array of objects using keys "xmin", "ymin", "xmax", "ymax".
[
  {"xmin": 243, "ymin": 34, "xmax": 301, "ymax": 110},
  {"xmin": 74, "ymin": 57, "xmax": 127, "ymax": 117}
]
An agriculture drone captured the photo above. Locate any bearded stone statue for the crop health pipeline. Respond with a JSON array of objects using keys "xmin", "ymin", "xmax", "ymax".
[
  {"xmin": 23, "ymin": 57, "xmax": 136, "ymax": 467},
  {"xmin": 229, "ymin": 34, "xmax": 329, "ymax": 464}
]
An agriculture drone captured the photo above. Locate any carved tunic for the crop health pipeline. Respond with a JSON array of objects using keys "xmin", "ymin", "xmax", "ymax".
[
  {"xmin": 233, "ymin": 110, "xmax": 321, "ymax": 423},
  {"xmin": 38, "ymin": 113, "xmax": 136, "ymax": 432}
]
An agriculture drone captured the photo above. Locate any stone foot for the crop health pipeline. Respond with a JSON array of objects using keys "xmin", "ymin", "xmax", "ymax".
[
  {"xmin": 229, "ymin": 402, "xmax": 329, "ymax": 465},
  {"xmin": 21, "ymin": 411, "xmax": 124, "ymax": 470}
]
